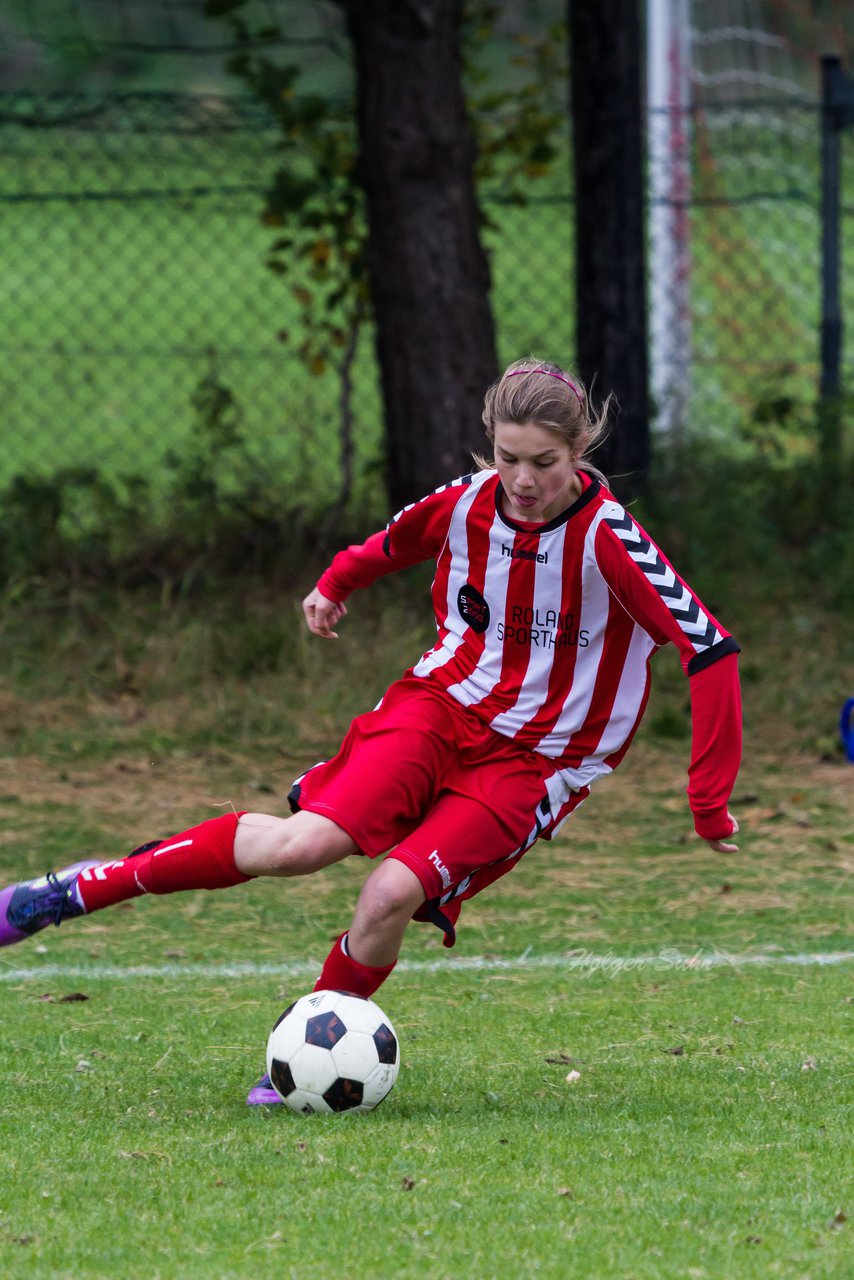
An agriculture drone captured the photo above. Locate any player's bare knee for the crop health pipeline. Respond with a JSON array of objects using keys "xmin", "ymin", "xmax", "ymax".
[{"xmin": 357, "ymin": 864, "xmax": 425, "ymax": 927}]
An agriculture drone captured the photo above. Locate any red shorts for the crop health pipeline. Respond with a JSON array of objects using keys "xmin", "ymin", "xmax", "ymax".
[{"xmin": 290, "ymin": 677, "xmax": 586, "ymax": 939}]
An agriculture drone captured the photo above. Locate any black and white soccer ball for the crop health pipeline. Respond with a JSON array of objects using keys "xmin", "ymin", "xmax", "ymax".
[{"xmin": 266, "ymin": 990, "xmax": 400, "ymax": 1115}]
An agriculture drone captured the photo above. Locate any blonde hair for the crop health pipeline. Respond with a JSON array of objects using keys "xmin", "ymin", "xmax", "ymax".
[{"xmin": 477, "ymin": 357, "xmax": 611, "ymax": 487}]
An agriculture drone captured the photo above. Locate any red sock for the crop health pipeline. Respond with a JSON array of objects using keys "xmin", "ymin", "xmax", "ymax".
[
  {"xmin": 314, "ymin": 932, "xmax": 396, "ymax": 999},
  {"xmin": 76, "ymin": 813, "xmax": 251, "ymax": 913}
]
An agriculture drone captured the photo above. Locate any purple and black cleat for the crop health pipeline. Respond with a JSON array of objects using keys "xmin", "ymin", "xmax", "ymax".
[
  {"xmin": 0, "ymin": 861, "xmax": 100, "ymax": 947},
  {"xmin": 246, "ymin": 1072, "xmax": 282, "ymax": 1106}
]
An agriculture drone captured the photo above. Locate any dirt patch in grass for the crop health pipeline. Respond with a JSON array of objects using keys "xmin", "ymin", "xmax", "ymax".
[
  {"xmin": 0, "ymin": 745, "xmax": 320, "ymax": 856},
  {"xmin": 0, "ymin": 605, "xmax": 851, "ymax": 947},
  {"xmin": 1, "ymin": 728, "xmax": 849, "ymax": 884}
]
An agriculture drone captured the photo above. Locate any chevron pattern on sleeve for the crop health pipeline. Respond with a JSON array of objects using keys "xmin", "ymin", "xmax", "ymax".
[
  {"xmin": 603, "ymin": 511, "xmax": 723, "ymax": 653},
  {"xmin": 386, "ymin": 472, "xmax": 477, "ymax": 531}
]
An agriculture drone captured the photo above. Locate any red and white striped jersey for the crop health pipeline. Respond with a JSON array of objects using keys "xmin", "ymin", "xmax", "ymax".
[{"xmin": 318, "ymin": 470, "xmax": 742, "ymax": 839}]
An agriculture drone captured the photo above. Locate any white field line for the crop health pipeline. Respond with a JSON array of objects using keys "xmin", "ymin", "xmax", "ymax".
[{"xmin": 0, "ymin": 948, "xmax": 852, "ymax": 984}]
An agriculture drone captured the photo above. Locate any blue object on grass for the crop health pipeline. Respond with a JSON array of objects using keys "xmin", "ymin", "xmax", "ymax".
[{"xmin": 841, "ymin": 698, "xmax": 854, "ymax": 762}]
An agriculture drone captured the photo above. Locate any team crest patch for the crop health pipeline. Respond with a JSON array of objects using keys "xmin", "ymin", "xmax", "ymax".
[{"xmin": 457, "ymin": 583, "xmax": 490, "ymax": 634}]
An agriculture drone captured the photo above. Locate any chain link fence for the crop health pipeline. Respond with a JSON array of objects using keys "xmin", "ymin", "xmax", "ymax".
[
  {"xmin": 1, "ymin": 89, "xmax": 577, "ymax": 528},
  {"xmin": 1, "ymin": 82, "xmax": 851, "ymax": 530},
  {"xmin": 1, "ymin": 92, "xmax": 381, "ymax": 514}
]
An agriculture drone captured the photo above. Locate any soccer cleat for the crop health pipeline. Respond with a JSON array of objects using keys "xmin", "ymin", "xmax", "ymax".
[
  {"xmin": 246, "ymin": 1072, "xmax": 282, "ymax": 1106},
  {"xmin": 0, "ymin": 861, "xmax": 100, "ymax": 947}
]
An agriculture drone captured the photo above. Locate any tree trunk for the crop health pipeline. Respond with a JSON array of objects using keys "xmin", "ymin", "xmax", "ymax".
[
  {"xmin": 568, "ymin": 0, "xmax": 649, "ymax": 498},
  {"xmin": 338, "ymin": 0, "xmax": 498, "ymax": 509}
]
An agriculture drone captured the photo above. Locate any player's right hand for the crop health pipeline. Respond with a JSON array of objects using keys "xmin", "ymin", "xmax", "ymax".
[
  {"xmin": 703, "ymin": 811, "xmax": 740, "ymax": 854},
  {"xmin": 303, "ymin": 588, "xmax": 348, "ymax": 639}
]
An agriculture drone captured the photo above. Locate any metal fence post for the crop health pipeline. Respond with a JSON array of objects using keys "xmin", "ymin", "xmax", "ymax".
[{"xmin": 819, "ymin": 54, "xmax": 854, "ymax": 485}]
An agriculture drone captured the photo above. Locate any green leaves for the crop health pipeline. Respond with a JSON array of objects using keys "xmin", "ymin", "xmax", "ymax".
[
  {"xmin": 465, "ymin": 15, "xmax": 568, "ymax": 201},
  {"xmin": 207, "ymin": 0, "xmax": 570, "ymax": 394}
]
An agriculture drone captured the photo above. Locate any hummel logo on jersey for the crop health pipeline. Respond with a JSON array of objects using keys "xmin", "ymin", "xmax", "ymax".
[
  {"xmin": 428, "ymin": 850, "xmax": 452, "ymax": 888},
  {"xmin": 501, "ymin": 543, "xmax": 548, "ymax": 564}
]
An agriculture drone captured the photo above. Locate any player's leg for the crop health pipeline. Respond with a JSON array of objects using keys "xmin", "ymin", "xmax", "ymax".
[
  {"xmin": 247, "ymin": 685, "xmax": 457, "ymax": 1104},
  {"xmin": 313, "ymin": 857, "xmax": 426, "ymax": 992},
  {"xmin": 305, "ymin": 733, "xmax": 561, "ymax": 1001},
  {"xmin": 387, "ymin": 744, "xmax": 572, "ymax": 950},
  {"xmin": 248, "ymin": 860, "xmax": 425, "ymax": 1105},
  {"xmin": 2, "ymin": 681, "xmax": 453, "ymax": 951},
  {"xmin": 293, "ymin": 768, "xmax": 549, "ymax": 1037},
  {"xmin": 3, "ymin": 682, "xmax": 453, "ymax": 959},
  {"xmin": 257, "ymin": 680, "xmax": 458, "ymax": 993},
  {"xmin": 347, "ymin": 859, "xmax": 427, "ymax": 966},
  {"xmin": 411, "ymin": 785, "xmax": 590, "ymax": 947},
  {"xmin": 0, "ymin": 809, "xmax": 355, "ymax": 948},
  {"xmin": 232, "ymin": 810, "xmax": 357, "ymax": 877}
]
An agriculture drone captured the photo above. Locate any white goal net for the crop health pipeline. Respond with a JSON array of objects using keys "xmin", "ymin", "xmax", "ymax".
[{"xmin": 648, "ymin": 0, "xmax": 848, "ymax": 437}]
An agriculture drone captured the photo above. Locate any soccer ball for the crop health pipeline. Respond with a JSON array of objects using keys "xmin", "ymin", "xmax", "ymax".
[{"xmin": 266, "ymin": 990, "xmax": 400, "ymax": 1115}]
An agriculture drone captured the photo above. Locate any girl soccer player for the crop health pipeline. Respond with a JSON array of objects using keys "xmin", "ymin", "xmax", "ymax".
[{"xmin": 0, "ymin": 358, "xmax": 741, "ymax": 1104}]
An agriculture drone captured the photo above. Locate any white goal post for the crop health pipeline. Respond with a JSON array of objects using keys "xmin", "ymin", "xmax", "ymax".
[{"xmin": 647, "ymin": 0, "xmax": 693, "ymax": 439}]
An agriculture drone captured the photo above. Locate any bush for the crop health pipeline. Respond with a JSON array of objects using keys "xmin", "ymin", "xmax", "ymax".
[
  {"xmin": 0, "ymin": 419, "xmax": 850, "ymax": 614},
  {"xmin": 636, "ymin": 437, "xmax": 853, "ymax": 614}
]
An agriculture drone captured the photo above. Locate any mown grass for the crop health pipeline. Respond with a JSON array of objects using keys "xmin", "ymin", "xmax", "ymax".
[
  {"xmin": 1, "ymin": 965, "xmax": 851, "ymax": 1279},
  {"xmin": 0, "ymin": 570, "xmax": 851, "ymax": 1279}
]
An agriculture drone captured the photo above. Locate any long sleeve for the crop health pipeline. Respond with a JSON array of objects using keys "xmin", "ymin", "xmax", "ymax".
[
  {"xmin": 316, "ymin": 475, "xmax": 472, "ymax": 602},
  {"xmin": 594, "ymin": 510, "xmax": 742, "ymax": 838},
  {"xmin": 686, "ymin": 653, "xmax": 742, "ymax": 839},
  {"xmin": 317, "ymin": 530, "xmax": 402, "ymax": 601}
]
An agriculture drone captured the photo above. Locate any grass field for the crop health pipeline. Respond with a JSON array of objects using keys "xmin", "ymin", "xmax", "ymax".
[{"xmin": 0, "ymin": 575, "xmax": 851, "ymax": 1279}]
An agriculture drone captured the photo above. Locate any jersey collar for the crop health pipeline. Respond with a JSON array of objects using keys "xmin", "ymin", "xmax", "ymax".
[{"xmin": 494, "ymin": 473, "xmax": 601, "ymax": 534}]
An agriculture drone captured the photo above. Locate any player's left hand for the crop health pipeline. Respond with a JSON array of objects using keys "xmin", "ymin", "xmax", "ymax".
[
  {"xmin": 703, "ymin": 812, "xmax": 739, "ymax": 854},
  {"xmin": 303, "ymin": 588, "xmax": 348, "ymax": 638}
]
